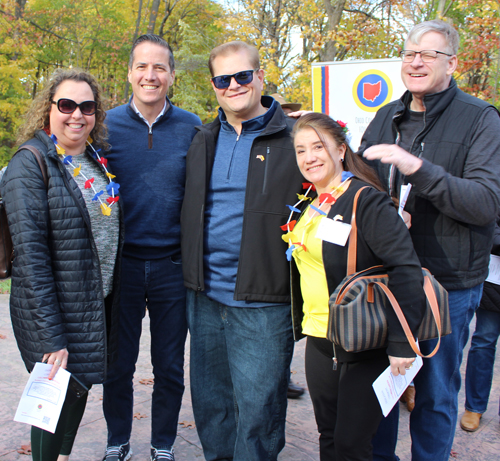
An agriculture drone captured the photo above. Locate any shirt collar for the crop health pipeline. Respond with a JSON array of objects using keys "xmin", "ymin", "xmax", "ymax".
[{"xmin": 131, "ymin": 99, "xmax": 168, "ymax": 127}]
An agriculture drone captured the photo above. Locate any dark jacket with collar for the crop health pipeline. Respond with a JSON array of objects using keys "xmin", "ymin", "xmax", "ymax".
[
  {"xmin": 291, "ymin": 179, "xmax": 426, "ymax": 361},
  {"xmin": 0, "ymin": 130, "xmax": 123, "ymax": 385},
  {"xmin": 181, "ymin": 97, "xmax": 304, "ymax": 303},
  {"xmin": 359, "ymin": 79, "xmax": 500, "ymax": 290}
]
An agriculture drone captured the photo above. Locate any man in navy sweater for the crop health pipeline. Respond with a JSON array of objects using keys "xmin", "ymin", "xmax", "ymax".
[{"xmin": 102, "ymin": 34, "xmax": 201, "ymax": 461}]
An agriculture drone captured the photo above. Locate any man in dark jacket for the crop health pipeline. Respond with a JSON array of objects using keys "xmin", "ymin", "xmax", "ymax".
[
  {"xmin": 360, "ymin": 20, "xmax": 500, "ymax": 461},
  {"xmin": 180, "ymin": 42, "xmax": 304, "ymax": 460}
]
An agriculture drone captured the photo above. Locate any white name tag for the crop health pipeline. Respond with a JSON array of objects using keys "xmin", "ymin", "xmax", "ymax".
[{"xmin": 315, "ymin": 217, "xmax": 352, "ymax": 246}]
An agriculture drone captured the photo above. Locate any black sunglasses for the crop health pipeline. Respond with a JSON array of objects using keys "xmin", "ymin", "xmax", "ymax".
[
  {"xmin": 51, "ymin": 98, "xmax": 97, "ymax": 116},
  {"xmin": 211, "ymin": 69, "xmax": 259, "ymax": 90}
]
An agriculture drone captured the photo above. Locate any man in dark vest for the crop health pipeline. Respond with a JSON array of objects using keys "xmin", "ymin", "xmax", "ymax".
[{"xmin": 360, "ymin": 19, "xmax": 500, "ymax": 461}]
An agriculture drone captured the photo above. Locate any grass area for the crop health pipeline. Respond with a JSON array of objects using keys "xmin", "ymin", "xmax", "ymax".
[{"xmin": 0, "ymin": 279, "xmax": 10, "ymax": 294}]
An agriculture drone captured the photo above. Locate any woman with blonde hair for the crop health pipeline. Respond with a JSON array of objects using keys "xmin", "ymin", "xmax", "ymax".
[{"xmin": 1, "ymin": 68, "xmax": 122, "ymax": 461}]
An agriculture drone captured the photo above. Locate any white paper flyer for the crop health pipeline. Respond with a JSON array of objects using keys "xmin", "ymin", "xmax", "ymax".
[
  {"xmin": 14, "ymin": 362, "xmax": 70, "ymax": 433},
  {"xmin": 372, "ymin": 355, "xmax": 423, "ymax": 417}
]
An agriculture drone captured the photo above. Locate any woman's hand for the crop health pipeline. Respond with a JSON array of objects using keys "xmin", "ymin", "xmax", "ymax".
[
  {"xmin": 43, "ymin": 348, "xmax": 69, "ymax": 380},
  {"xmin": 401, "ymin": 210, "xmax": 412, "ymax": 229},
  {"xmin": 388, "ymin": 355, "xmax": 415, "ymax": 376},
  {"xmin": 286, "ymin": 110, "xmax": 313, "ymax": 119}
]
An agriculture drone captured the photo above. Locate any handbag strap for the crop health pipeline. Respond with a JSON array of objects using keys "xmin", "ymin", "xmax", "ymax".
[
  {"xmin": 14, "ymin": 145, "xmax": 48, "ymax": 188},
  {"xmin": 346, "ymin": 186, "xmax": 369, "ymax": 276},
  {"xmin": 346, "ymin": 185, "xmax": 442, "ymax": 358},
  {"xmin": 372, "ymin": 278, "xmax": 442, "ymax": 358}
]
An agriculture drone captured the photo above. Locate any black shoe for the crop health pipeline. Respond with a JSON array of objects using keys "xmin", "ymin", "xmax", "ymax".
[
  {"xmin": 287, "ymin": 381, "xmax": 305, "ymax": 399},
  {"xmin": 102, "ymin": 442, "xmax": 132, "ymax": 461}
]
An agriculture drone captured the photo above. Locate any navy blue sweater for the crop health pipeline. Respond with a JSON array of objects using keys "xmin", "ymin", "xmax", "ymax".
[{"xmin": 105, "ymin": 99, "xmax": 201, "ymax": 259}]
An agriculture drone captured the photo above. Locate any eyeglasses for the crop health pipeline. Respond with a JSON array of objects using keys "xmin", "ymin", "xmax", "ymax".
[
  {"xmin": 51, "ymin": 98, "xmax": 97, "ymax": 116},
  {"xmin": 211, "ymin": 69, "xmax": 259, "ymax": 90},
  {"xmin": 400, "ymin": 50, "xmax": 453, "ymax": 63}
]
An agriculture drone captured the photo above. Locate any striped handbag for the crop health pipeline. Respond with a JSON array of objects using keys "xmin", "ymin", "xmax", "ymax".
[{"xmin": 326, "ymin": 187, "xmax": 451, "ymax": 358}]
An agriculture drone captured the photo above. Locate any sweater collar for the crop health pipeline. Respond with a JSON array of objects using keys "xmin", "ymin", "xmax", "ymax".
[
  {"xmin": 218, "ymin": 97, "xmax": 278, "ymax": 134},
  {"xmin": 202, "ymin": 96, "xmax": 288, "ymax": 137},
  {"xmin": 126, "ymin": 96, "xmax": 173, "ymax": 125}
]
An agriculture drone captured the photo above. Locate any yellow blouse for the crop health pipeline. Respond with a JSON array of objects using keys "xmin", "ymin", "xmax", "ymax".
[{"xmin": 283, "ymin": 207, "xmax": 330, "ymax": 338}]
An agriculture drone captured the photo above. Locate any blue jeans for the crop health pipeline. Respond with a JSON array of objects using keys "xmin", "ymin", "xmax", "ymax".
[
  {"xmin": 186, "ymin": 290, "xmax": 294, "ymax": 461},
  {"xmin": 464, "ymin": 307, "xmax": 500, "ymax": 414},
  {"xmin": 103, "ymin": 255, "xmax": 187, "ymax": 449},
  {"xmin": 372, "ymin": 284, "xmax": 483, "ymax": 461}
]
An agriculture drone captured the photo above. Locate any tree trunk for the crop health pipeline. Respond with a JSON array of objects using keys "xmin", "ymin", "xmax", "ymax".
[
  {"xmin": 147, "ymin": 0, "xmax": 161, "ymax": 34},
  {"xmin": 15, "ymin": 0, "xmax": 27, "ymax": 19},
  {"xmin": 125, "ymin": 0, "xmax": 143, "ymax": 101},
  {"xmin": 319, "ymin": 0, "xmax": 346, "ymax": 62}
]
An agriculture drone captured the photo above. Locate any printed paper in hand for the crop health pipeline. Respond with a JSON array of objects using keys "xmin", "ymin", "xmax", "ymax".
[
  {"xmin": 486, "ymin": 254, "xmax": 500, "ymax": 286},
  {"xmin": 14, "ymin": 362, "xmax": 70, "ymax": 433},
  {"xmin": 372, "ymin": 355, "xmax": 423, "ymax": 417},
  {"xmin": 399, "ymin": 184, "xmax": 412, "ymax": 217}
]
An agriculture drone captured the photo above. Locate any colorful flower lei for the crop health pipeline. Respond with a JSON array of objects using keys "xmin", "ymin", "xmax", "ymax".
[
  {"xmin": 281, "ymin": 171, "xmax": 354, "ymax": 261},
  {"xmin": 50, "ymin": 134, "xmax": 119, "ymax": 216}
]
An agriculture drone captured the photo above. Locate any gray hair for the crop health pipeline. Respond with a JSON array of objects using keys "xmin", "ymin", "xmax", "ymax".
[
  {"xmin": 129, "ymin": 34, "xmax": 175, "ymax": 71},
  {"xmin": 406, "ymin": 20, "xmax": 459, "ymax": 55}
]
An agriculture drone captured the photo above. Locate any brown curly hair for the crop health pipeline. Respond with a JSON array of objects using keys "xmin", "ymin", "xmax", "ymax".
[{"xmin": 17, "ymin": 68, "xmax": 108, "ymax": 150}]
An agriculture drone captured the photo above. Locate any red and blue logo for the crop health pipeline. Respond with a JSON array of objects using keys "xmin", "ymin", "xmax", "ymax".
[{"xmin": 352, "ymin": 70, "xmax": 393, "ymax": 112}]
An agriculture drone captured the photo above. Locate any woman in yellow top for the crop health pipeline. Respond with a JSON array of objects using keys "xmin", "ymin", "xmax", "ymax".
[{"xmin": 283, "ymin": 113, "xmax": 426, "ymax": 461}]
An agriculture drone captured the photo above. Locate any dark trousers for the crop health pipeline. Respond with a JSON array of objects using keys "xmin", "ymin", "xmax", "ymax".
[
  {"xmin": 103, "ymin": 254, "xmax": 187, "ymax": 449},
  {"xmin": 31, "ymin": 389, "xmax": 89, "ymax": 460},
  {"xmin": 305, "ymin": 336, "xmax": 388, "ymax": 461}
]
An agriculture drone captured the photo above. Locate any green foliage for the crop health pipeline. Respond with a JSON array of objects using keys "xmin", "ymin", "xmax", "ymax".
[
  {"xmin": 0, "ymin": 279, "xmax": 11, "ymax": 294},
  {"xmin": 0, "ymin": 0, "xmax": 498, "ymax": 145}
]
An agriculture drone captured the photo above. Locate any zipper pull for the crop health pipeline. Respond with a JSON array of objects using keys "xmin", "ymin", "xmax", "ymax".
[
  {"xmin": 419, "ymin": 142, "xmax": 425, "ymax": 158},
  {"xmin": 332, "ymin": 357, "xmax": 338, "ymax": 371}
]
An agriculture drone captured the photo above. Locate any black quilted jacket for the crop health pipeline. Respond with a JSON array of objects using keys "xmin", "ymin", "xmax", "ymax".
[{"xmin": 0, "ymin": 130, "xmax": 123, "ymax": 385}]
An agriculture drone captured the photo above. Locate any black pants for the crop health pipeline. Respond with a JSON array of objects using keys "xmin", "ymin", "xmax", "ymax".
[
  {"xmin": 305, "ymin": 336, "xmax": 389, "ymax": 461},
  {"xmin": 31, "ymin": 387, "xmax": 89, "ymax": 461}
]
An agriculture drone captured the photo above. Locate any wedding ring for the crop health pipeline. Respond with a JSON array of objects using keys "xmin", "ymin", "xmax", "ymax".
[
  {"xmin": 54, "ymin": 359, "xmax": 61, "ymax": 366},
  {"xmin": 405, "ymin": 363, "xmax": 413, "ymax": 370}
]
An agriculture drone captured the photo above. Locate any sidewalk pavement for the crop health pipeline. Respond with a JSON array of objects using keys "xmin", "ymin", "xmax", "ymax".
[{"xmin": 1, "ymin": 293, "xmax": 499, "ymax": 460}]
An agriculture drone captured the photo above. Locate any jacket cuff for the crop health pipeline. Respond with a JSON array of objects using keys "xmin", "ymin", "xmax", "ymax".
[
  {"xmin": 386, "ymin": 340, "xmax": 416, "ymax": 358},
  {"xmin": 406, "ymin": 158, "xmax": 439, "ymax": 193}
]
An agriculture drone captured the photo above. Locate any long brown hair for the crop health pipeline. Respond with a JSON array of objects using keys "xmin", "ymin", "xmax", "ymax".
[
  {"xmin": 17, "ymin": 68, "xmax": 108, "ymax": 150},
  {"xmin": 291, "ymin": 113, "xmax": 383, "ymax": 191}
]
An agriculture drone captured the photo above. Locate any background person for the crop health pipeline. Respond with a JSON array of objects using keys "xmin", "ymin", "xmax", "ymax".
[
  {"xmin": 286, "ymin": 113, "xmax": 426, "ymax": 461},
  {"xmin": 0, "ymin": 69, "xmax": 122, "ymax": 461},
  {"xmin": 460, "ymin": 218, "xmax": 500, "ymax": 432},
  {"xmin": 360, "ymin": 19, "xmax": 500, "ymax": 461}
]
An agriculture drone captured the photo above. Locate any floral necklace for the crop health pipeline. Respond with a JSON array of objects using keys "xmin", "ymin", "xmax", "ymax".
[
  {"xmin": 281, "ymin": 171, "xmax": 354, "ymax": 261},
  {"xmin": 50, "ymin": 134, "xmax": 120, "ymax": 216}
]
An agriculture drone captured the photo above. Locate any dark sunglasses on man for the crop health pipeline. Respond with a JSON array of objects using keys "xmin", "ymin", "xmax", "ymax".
[
  {"xmin": 51, "ymin": 98, "xmax": 97, "ymax": 116},
  {"xmin": 211, "ymin": 69, "xmax": 259, "ymax": 90}
]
